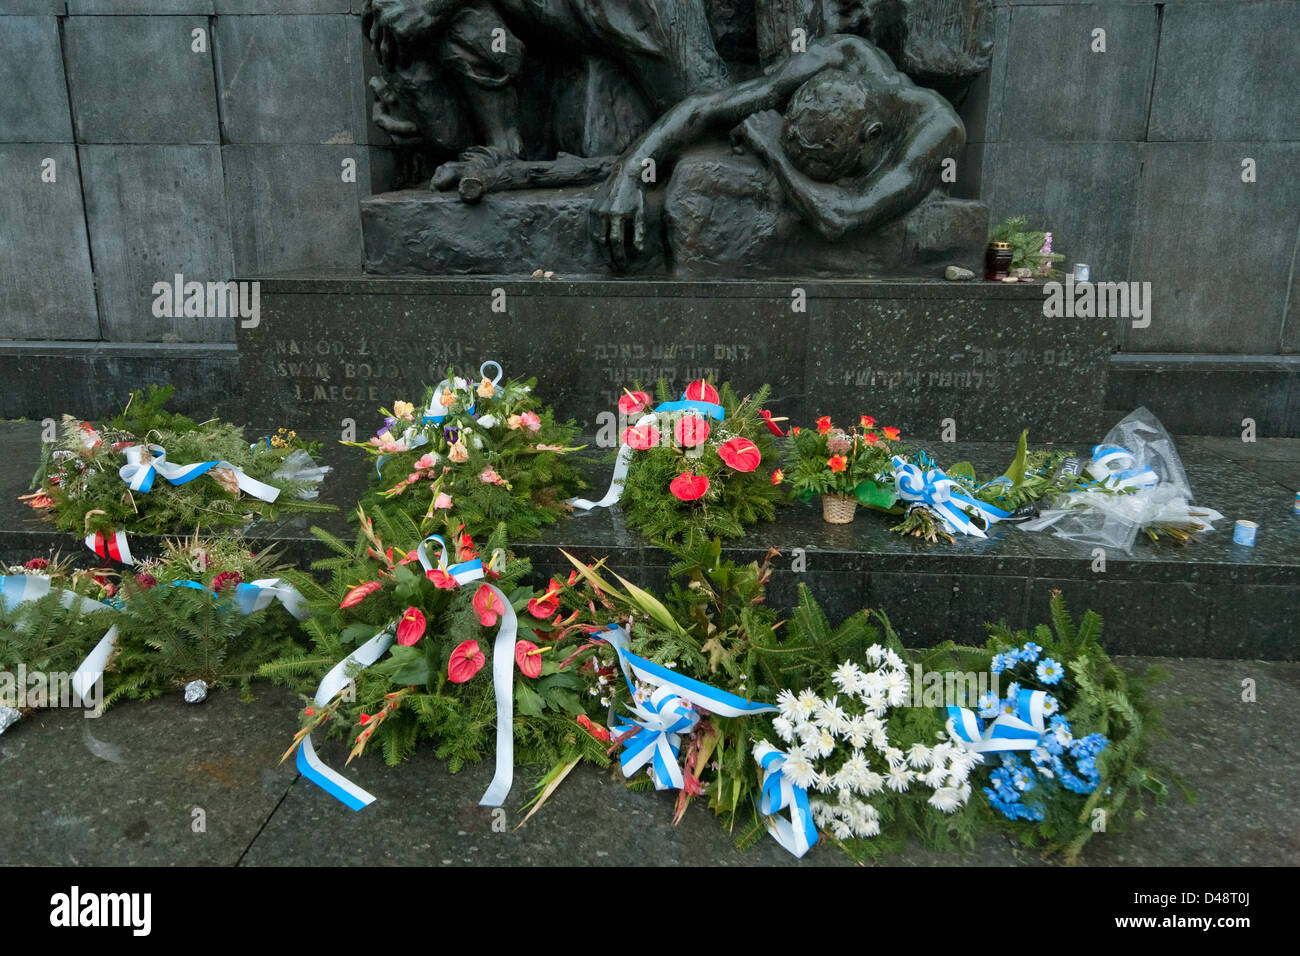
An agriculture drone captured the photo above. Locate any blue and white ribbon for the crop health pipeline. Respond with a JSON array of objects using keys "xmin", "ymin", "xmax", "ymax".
[
  {"xmin": 613, "ymin": 685, "xmax": 700, "ymax": 790},
  {"xmin": 594, "ymin": 623, "xmax": 779, "ymax": 720},
  {"xmin": 167, "ymin": 577, "xmax": 310, "ymax": 621},
  {"xmin": 296, "ymin": 626, "xmax": 395, "ymax": 811},
  {"xmin": 118, "ymin": 443, "xmax": 280, "ymax": 502},
  {"xmin": 1085, "ymin": 444, "xmax": 1159, "ymax": 491},
  {"xmin": 569, "ymin": 391, "xmax": 727, "ymax": 511},
  {"xmin": 754, "ymin": 741, "xmax": 818, "ymax": 858},
  {"xmin": 415, "ymin": 534, "xmax": 484, "ymax": 584},
  {"xmin": 1, "ymin": 574, "xmax": 119, "ymax": 710},
  {"xmin": 947, "ymin": 688, "xmax": 1048, "ymax": 754},
  {"xmin": 891, "ymin": 456, "xmax": 1013, "ymax": 538}
]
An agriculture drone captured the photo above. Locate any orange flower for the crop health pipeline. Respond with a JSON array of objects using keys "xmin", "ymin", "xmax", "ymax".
[
  {"xmin": 882, "ymin": 427, "xmax": 901, "ymax": 441},
  {"xmin": 577, "ymin": 715, "xmax": 611, "ymax": 742},
  {"xmin": 860, "ymin": 415, "xmax": 876, "ymax": 428},
  {"xmin": 771, "ymin": 468, "xmax": 784, "ymax": 485},
  {"xmin": 828, "ymin": 455, "xmax": 848, "ymax": 473},
  {"xmin": 816, "ymin": 416, "xmax": 832, "ymax": 434},
  {"xmin": 864, "ymin": 433, "xmax": 878, "ymax": 445}
]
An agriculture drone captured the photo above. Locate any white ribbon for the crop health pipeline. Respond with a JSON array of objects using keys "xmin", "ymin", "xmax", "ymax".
[
  {"xmin": 118, "ymin": 443, "xmax": 280, "ymax": 502},
  {"xmin": 568, "ymin": 412, "xmax": 656, "ymax": 511},
  {"xmin": 296, "ymin": 627, "xmax": 395, "ymax": 811}
]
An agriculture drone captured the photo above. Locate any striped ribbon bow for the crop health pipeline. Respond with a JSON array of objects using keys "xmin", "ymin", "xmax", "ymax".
[
  {"xmin": 614, "ymin": 686, "xmax": 700, "ymax": 790},
  {"xmin": 1086, "ymin": 444, "xmax": 1159, "ymax": 491},
  {"xmin": 755, "ymin": 741, "xmax": 818, "ymax": 858},
  {"xmin": 118, "ymin": 443, "xmax": 280, "ymax": 502},
  {"xmin": 947, "ymin": 688, "xmax": 1048, "ymax": 753},
  {"xmin": 891, "ymin": 456, "xmax": 1012, "ymax": 538}
]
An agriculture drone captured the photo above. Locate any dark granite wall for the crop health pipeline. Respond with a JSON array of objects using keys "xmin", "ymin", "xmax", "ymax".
[
  {"xmin": 956, "ymin": 0, "xmax": 1300, "ymax": 436},
  {"xmin": 1, "ymin": 0, "xmax": 1297, "ymax": 434}
]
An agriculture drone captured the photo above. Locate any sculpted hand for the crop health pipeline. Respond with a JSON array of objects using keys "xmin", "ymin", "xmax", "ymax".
[{"xmin": 588, "ymin": 166, "xmax": 646, "ymax": 271}]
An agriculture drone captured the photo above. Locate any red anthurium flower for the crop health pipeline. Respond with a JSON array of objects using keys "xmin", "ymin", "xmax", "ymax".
[
  {"xmin": 448, "ymin": 640, "xmax": 485, "ymax": 683},
  {"xmin": 669, "ymin": 472, "xmax": 710, "ymax": 501},
  {"xmin": 618, "ymin": 390, "xmax": 652, "ymax": 415},
  {"xmin": 860, "ymin": 415, "xmax": 876, "ymax": 428},
  {"xmin": 771, "ymin": 468, "xmax": 784, "ymax": 485},
  {"xmin": 458, "ymin": 534, "xmax": 477, "ymax": 561},
  {"xmin": 514, "ymin": 640, "xmax": 545, "ymax": 679},
  {"xmin": 816, "ymin": 416, "xmax": 833, "ymax": 435},
  {"xmin": 759, "ymin": 409, "xmax": 786, "ymax": 436},
  {"xmin": 828, "ymin": 454, "xmax": 848, "ymax": 473},
  {"xmin": 622, "ymin": 424, "xmax": 660, "ymax": 451},
  {"xmin": 427, "ymin": 568, "xmax": 458, "ymax": 589},
  {"xmin": 396, "ymin": 607, "xmax": 426, "ymax": 646},
  {"xmin": 473, "ymin": 584, "xmax": 502, "ymax": 627},
  {"xmin": 340, "ymin": 581, "xmax": 383, "ymax": 609},
  {"xmin": 527, "ymin": 578, "xmax": 562, "ymax": 619},
  {"xmin": 882, "ymin": 426, "xmax": 901, "ymax": 441},
  {"xmin": 684, "ymin": 380, "xmax": 720, "ymax": 405},
  {"xmin": 674, "ymin": 414, "xmax": 710, "ymax": 448},
  {"xmin": 718, "ymin": 436, "xmax": 761, "ymax": 472},
  {"xmin": 791, "ymin": 426, "xmax": 801, "ymax": 435},
  {"xmin": 577, "ymin": 714, "xmax": 611, "ymax": 742}
]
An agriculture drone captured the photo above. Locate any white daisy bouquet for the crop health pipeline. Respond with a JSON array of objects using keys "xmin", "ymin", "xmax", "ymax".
[{"xmin": 758, "ymin": 646, "xmax": 985, "ymax": 856}]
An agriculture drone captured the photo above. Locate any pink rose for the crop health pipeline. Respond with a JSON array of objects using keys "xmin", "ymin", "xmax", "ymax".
[{"xmin": 433, "ymin": 492, "xmax": 453, "ymax": 510}]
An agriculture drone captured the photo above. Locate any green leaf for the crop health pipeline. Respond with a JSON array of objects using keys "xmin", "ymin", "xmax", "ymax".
[
  {"xmin": 1001, "ymin": 430, "xmax": 1030, "ymax": 488},
  {"xmin": 516, "ymin": 682, "xmax": 546, "ymax": 717},
  {"xmin": 855, "ymin": 479, "xmax": 898, "ymax": 508},
  {"xmin": 373, "ymin": 644, "xmax": 429, "ymax": 686}
]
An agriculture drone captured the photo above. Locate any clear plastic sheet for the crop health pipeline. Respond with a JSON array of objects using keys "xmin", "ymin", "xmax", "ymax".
[
  {"xmin": 1017, "ymin": 407, "xmax": 1222, "ymax": 552},
  {"xmin": 271, "ymin": 449, "xmax": 332, "ymax": 500}
]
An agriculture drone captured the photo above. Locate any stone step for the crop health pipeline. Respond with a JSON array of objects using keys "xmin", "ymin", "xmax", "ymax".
[{"xmin": 3, "ymin": 422, "xmax": 1296, "ymax": 660}]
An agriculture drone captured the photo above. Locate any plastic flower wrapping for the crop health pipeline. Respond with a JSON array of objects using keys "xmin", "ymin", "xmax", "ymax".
[
  {"xmin": 0, "ymin": 535, "xmax": 311, "ymax": 721},
  {"xmin": 26, "ymin": 385, "xmax": 334, "ymax": 550},
  {"xmin": 347, "ymin": 363, "xmax": 588, "ymax": 542},
  {"xmin": 267, "ymin": 506, "xmax": 611, "ymax": 782},
  {"xmin": 605, "ymin": 379, "xmax": 783, "ymax": 544}
]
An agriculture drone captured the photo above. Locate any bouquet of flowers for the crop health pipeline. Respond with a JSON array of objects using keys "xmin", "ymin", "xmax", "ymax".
[
  {"xmin": 602, "ymin": 379, "xmax": 783, "ymax": 544},
  {"xmin": 26, "ymin": 385, "xmax": 333, "ymax": 558},
  {"xmin": 936, "ymin": 591, "xmax": 1186, "ymax": 861},
  {"xmin": 0, "ymin": 535, "xmax": 311, "ymax": 725},
  {"xmin": 348, "ymin": 363, "xmax": 587, "ymax": 542},
  {"xmin": 266, "ymin": 506, "xmax": 609, "ymax": 806},
  {"xmin": 780, "ymin": 414, "xmax": 907, "ymax": 523}
]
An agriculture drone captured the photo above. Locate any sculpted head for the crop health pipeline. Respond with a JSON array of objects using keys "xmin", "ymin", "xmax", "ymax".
[{"xmin": 782, "ymin": 70, "xmax": 886, "ymax": 181}]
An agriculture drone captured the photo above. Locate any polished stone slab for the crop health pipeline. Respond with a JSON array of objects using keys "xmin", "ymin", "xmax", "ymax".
[
  {"xmin": 236, "ymin": 277, "xmax": 1109, "ymax": 443},
  {"xmin": 3, "ymin": 421, "xmax": 1296, "ymax": 659}
]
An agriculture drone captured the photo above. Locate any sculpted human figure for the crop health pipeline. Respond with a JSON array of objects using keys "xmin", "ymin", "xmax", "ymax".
[
  {"xmin": 588, "ymin": 34, "xmax": 967, "ymax": 268},
  {"xmin": 362, "ymin": 0, "xmax": 730, "ymax": 187}
]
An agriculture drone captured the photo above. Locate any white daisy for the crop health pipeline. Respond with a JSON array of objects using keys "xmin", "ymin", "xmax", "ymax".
[
  {"xmin": 831, "ymin": 819, "xmax": 853, "ymax": 840},
  {"xmin": 858, "ymin": 770, "xmax": 884, "ymax": 796},
  {"xmin": 883, "ymin": 649, "xmax": 905, "ymax": 672},
  {"xmin": 813, "ymin": 729, "xmax": 837, "ymax": 759},
  {"xmin": 771, "ymin": 715, "xmax": 795, "ymax": 743},
  {"xmin": 884, "ymin": 746, "xmax": 906, "ymax": 767},
  {"xmin": 870, "ymin": 726, "xmax": 891, "ymax": 750},
  {"xmin": 864, "ymin": 644, "xmax": 885, "ymax": 666},
  {"xmin": 885, "ymin": 765, "xmax": 914, "ymax": 792},
  {"xmin": 775, "ymin": 688, "xmax": 799, "ymax": 720},
  {"xmin": 928, "ymin": 787, "xmax": 966, "ymax": 814},
  {"xmin": 831, "ymin": 661, "xmax": 862, "ymax": 692},
  {"xmin": 781, "ymin": 750, "xmax": 817, "ymax": 790},
  {"xmin": 923, "ymin": 765, "xmax": 949, "ymax": 788},
  {"xmin": 795, "ymin": 689, "xmax": 820, "ymax": 719},
  {"xmin": 906, "ymin": 743, "xmax": 933, "ymax": 770},
  {"xmin": 858, "ymin": 818, "xmax": 881, "ymax": 838}
]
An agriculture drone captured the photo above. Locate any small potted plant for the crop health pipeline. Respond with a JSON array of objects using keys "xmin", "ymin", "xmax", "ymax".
[{"xmin": 781, "ymin": 415, "xmax": 905, "ymax": 524}]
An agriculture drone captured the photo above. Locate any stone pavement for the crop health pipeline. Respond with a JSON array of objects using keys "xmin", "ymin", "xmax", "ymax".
[{"xmin": 2, "ymin": 656, "xmax": 1295, "ymax": 867}]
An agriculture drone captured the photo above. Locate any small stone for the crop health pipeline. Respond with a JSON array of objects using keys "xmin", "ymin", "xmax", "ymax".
[
  {"xmin": 944, "ymin": 265, "xmax": 974, "ymax": 281},
  {"xmin": 543, "ymin": 270, "xmax": 555, "ymax": 279},
  {"xmin": 1001, "ymin": 276, "xmax": 1020, "ymax": 283},
  {"xmin": 0, "ymin": 706, "xmax": 20, "ymax": 734},
  {"xmin": 530, "ymin": 269, "xmax": 544, "ymax": 278},
  {"xmin": 183, "ymin": 679, "xmax": 209, "ymax": 704}
]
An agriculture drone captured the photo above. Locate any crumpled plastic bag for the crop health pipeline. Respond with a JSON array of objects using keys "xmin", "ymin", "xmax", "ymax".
[
  {"xmin": 272, "ymin": 449, "xmax": 332, "ymax": 500},
  {"xmin": 1017, "ymin": 407, "xmax": 1222, "ymax": 552}
]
